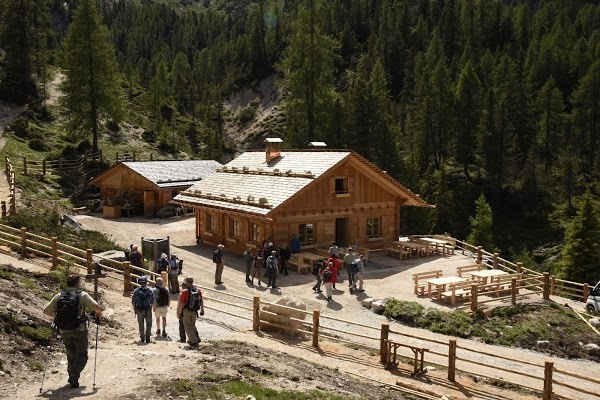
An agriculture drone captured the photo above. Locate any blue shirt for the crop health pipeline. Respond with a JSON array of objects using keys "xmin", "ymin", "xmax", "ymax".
[{"xmin": 291, "ymin": 237, "xmax": 301, "ymax": 253}]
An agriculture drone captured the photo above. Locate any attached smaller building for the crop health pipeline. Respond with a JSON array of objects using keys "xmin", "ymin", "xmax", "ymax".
[{"xmin": 89, "ymin": 160, "xmax": 222, "ymax": 217}]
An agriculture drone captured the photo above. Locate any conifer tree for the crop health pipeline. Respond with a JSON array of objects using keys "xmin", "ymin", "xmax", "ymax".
[
  {"xmin": 455, "ymin": 61, "xmax": 483, "ymax": 179},
  {"xmin": 466, "ymin": 194, "xmax": 495, "ymax": 251},
  {"xmin": 171, "ymin": 52, "xmax": 192, "ymax": 113},
  {"xmin": 277, "ymin": 0, "xmax": 335, "ymax": 146},
  {"xmin": 560, "ymin": 191, "xmax": 600, "ymax": 283},
  {"xmin": 536, "ymin": 77, "xmax": 564, "ymax": 175},
  {"xmin": 60, "ymin": 0, "xmax": 123, "ymax": 153}
]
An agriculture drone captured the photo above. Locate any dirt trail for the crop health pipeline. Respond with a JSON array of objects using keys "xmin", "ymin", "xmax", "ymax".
[{"xmin": 2, "ymin": 214, "xmax": 585, "ymax": 399}]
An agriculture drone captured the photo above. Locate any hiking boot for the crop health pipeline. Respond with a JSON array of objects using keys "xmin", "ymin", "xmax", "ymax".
[
  {"xmin": 145, "ymin": 336, "xmax": 151, "ymax": 343},
  {"xmin": 140, "ymin": 337, "xmax": 145, "ymax": 343},
  {"xmin": 68, "ymin": 377, "xmax": 79, "ymax": 388},
  {"xmin": 156, "ymin": 329, "xmax": 160, "ymax": 335},
  {"xmin": 179, "ymin": 338, "xmax": 186, "ymax": 343},
  {"xmin": 317, "ymin": 290, "xmax": 323, "ymax": 293},
  {"xmin": 162, "ymin": 330, "xmax": 167, "ymax": 337},
  {"xmin": 358, "ymin": 289, "xmax": 365, "ymax": 292}
]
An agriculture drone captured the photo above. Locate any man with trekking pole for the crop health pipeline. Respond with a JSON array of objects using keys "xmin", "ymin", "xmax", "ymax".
[{"xmin": 43, "ymin": 274, "xmax": 103, "ymax": 389}]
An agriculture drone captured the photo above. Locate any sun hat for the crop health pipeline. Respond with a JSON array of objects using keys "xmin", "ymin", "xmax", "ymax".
[
  {"xmin": 161, "ymin": 253, "xmax": 167, "ymax": 259},
  {"xmin": 218, "ymin": 244, "xmax": 224, "ymax": 248}
]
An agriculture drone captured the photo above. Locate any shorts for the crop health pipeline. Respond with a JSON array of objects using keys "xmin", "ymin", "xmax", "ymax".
[{"xmin": 154, "ymin": 306, "xmax": 168, "ymax": 317}]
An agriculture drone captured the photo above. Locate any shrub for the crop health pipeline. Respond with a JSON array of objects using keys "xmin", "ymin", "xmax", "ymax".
[
  {"xmin": 237, "ymin": 101, "xmax": 258, "ymax": 124},
  {"xmin": 142, "ymin": 130, "xmax": 157, "ymax": 143},
  {"xmin": 8, "ymin": 117, "xmax": 30, "ymax": 138},
  {"xmin": 28, "ymin": 138, "xmax": 50, "ymax": 151},
  {"xmin": 106, "ymin": 120, "xmax": 120, "ymax": 132},
  {"xmin": 429, "ymin": 310, "xmax": 474, "ymax": 338},
  {"xmin": 383, "ymin": 299, "xmax": 424, "ymax": 324},
  {"xmin": 19, "ymin": 325, "xmax": 53, "ymax": 341}
]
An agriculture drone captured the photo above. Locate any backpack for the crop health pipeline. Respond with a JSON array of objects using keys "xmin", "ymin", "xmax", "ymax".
[
  {"xmin": 212, "ymin": 250, "xmax": 221, "ymax": 263},
  {"xmin": 178, "ymin": 259, "xmax": 183, "ymax": 274},
  {"xmin": 312, "ymin": 261, "xmax": 323, "ymax": 276},
  {"xmin": 133, "ymin": 287, "xmax": 153, "ymax": 310},
  {"xmin": 266, "ymin": 257, "xmax": 276, "ymax": 270},
  {"xmin": 186, "ymin": 287, "xmax": 202, "ymax": 311},
  {"xmin": 157, "ymin": 258, "xmax": 169, "ymax": 272},
  {"xmin": 350, "ymin": 260, "xmax": 361, "ymax": 274},
  {"xmin": 156, "ymin": 286, "xmax": 169, "ymax": 307},
  {"xmin": 322, "ymin": 269, "xmax": 333, "ymax": 283},
  {"xmin": 55, "ymin": 290, "xmax": 84, "ymax": 330},
  {"xmin": 130, "ymin": 251, "xmax": 142, "ymax": 267}
]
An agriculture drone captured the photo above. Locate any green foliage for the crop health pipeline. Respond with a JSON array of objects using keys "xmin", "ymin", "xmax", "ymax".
[
  {"xmin": 559, "ymin": 191, "xmax": 600, "ymax": 283},
  {"xmin": 28, "ymin": 360, "xmax": 45, "ymax": 372},
  {"xmin": 467, "ymin": 194, "xmax": 495, "ymax": 250},
  {"xmin": 237, "ymin": 101, "xmax": 258, "ymax": 124},
  {"xmin": 28, "ymin": 138, "xmax": 50, "ymax": 151},
  {"xmin": 383, "ymin": 299, "xmax": 424, "ymax": 324},
  {"xmin": 19, "ymin": 325, "xmax": 53, "ymax": 341},
  {"xmin": 60, "ymin": 0, "xmax": 124, "ymax": 153}
]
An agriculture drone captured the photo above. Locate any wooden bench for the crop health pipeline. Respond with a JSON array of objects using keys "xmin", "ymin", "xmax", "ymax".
[
  {"xmin": 440, "ymin": 281, "xmax": 474, "ymax": 305},
  {"xmin": 384, "ymin": 339, "xmax": 429, "ymax": 376},
  {"xmin": 457, "ymin": 264, "xmax": 484, "ymax": 278},
  {"xmin": 384, "ymin": 245, "xmax": 409, "ymax": 260},
  {"xmin": 487, "ymin": 273, "xmax": 521, "ymax": 296},
  {"xmin": 412, "ymin": 270, "xmax": 443, "ymax": 296},
  {"xmin": 72, "ymin": 206, "xmax": 87, "ymax": 215}
]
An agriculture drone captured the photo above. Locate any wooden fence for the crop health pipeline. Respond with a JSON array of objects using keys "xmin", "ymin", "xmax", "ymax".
[
  {"xmin": 451, "ymin": 238, "xmax": 591, "ymax": 303},
  {"xmin": 2, "ymin": 157, "xmax": 17, "ymax": 217},
  {"xmin": 0, "ymin": 223, "xmax": 597, "ymax": 399}
]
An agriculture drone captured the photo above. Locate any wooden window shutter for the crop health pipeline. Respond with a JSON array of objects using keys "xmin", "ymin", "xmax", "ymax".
[
  {"xmin": 329, "ymin": 178, "xmax": 335, "ymax": 194},
  {"xmin": 224, "ymin": 215, "xmax": 230, "ymax": 235},
  {"xmin": 348, "ymin": 177, "xmax": 354, "ymax": 193}
]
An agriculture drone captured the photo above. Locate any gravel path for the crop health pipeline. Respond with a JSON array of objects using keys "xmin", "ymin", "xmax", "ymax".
[{"xmin": 71, "ymin": 213, "xmax": 599, "ymax": 399}]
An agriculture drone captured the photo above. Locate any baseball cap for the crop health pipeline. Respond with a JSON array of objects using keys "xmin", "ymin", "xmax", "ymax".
[{"xmin": 138, "ymin": 276, "xmax": 148, "ymax": 284}]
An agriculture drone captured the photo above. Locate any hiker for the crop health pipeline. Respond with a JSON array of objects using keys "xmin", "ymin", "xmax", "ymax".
[
  {"xmin": 129, "ymin": 245, "xmax": 143, "ymax": 273},
  {"xmin": 290, "ymin": 234, "xmax": 301, "ymax": 254},
  {"xmin": 132, "ymin": 276, "xmax": 155, "ymax": 343},
  {"xmin": 326, "ymin": 254, "xmax": 340, "ymax": 290},
  {"xmin": 178, "ymin": 281, "xmax": 199, "ymax": 343},
  {"xmin": 261, "ymin": 240, "xmax": 269, "ymax": 259},
  {"xmin": 43, "ymin": 274, "xmax": 103, "ymax": 388},
  {"xmin": 177, "ymin": 277, "xmax": 204, "ymax": 348},
  {"xmin": 213, "ymin": 244, "xmax": 224, "ymax": 285},
  {"xmin": 266, "ymin": 250, "xmax": 279, "ymax": 289},
  {"xmin": 152, "ymin": 277, "xmax": 170, "ymax": 337},
  {"xmin": 243, "ymin": 246, "xmax": 253, "ymax": 283},
  {"xmin": 343, "ymin": 247, "xmax": 357, "ymax": 288},
  {"xmin": 312, "ymin": 260, "xmax": 324, "ymax": 293},
  {"xmin": 279, "ymin": 242, "xmax": 290, "ymax": 275},
  {"xmin": 351, "ymin": 254, "xmax": 366, "ymax": 292},
  {"xmin": 251, "ymin": 249, "xmax": 263, "ymax": 286},
  {"xmin": 322, "ymin": 262, "xmax": 335, "ymax": 302},
  {"xmin": 267, "ymin": 240, "xmax": 275, "ymax": 257},
  {"xmin": 329, "ymin": 241, "xmax": 339, "ymax": 258},
  {"xmin": 168, "ymin": 253, "xmax": 180, "ymax": 294},
  {"xmin": 156, "ymin": 252, "xmax": 169, "ymax": 275}
]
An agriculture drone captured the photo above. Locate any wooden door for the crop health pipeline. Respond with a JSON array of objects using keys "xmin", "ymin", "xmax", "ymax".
[
  {"xmin": 335, "ymin": 218, "xmax": 349, "ymax": 247},
  {"xmin": 144, "ymin": 190, "xmax": 157, "ymax": 217}
]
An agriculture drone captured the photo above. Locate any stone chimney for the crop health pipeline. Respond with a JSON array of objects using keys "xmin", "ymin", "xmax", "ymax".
[
  {"xmin": 264, "ymin": 138, "xmax": 283, "ymax": 163},
  {"xmin": 308, "ymin": 142, "xmax": 327, "ymax": 148}
]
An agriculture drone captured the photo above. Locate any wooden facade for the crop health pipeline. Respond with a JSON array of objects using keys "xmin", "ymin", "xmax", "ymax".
[
  {"xmin": 174, "ymin": 146, "xmax": 430, "ymax": 254},
  {"xmin": 89, "ymin": 160, "xmax": 221, "ymax": 217}
]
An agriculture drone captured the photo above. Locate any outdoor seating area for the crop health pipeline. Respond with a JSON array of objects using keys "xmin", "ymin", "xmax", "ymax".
[
  {"xmin": 384, "ymin": 236, "xmax": 455, "ymax": 261},
  {"xmin": 286, "ymin": 245, "xmax": 367, "ymax": 274}
]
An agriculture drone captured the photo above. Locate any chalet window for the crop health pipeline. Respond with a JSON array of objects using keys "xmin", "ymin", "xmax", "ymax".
[
  {"xmin": 366, "ymin": 217, "xmax": 381, "ymax": 238},
  {"xmin": 251, "ymin": 223, "xmax": 260, "ymax": 242},
  {"xmin": 335, "ymin": 178, "xmax": 347, "ymax": 194},
  {"xmin": 299, "ymin": 223, "xmax": 314, "ymax": 244},
  {"xmin": 206, "ymin": 213, "xmax": 216, "ymax": 232},
  {"xmin": 329, "ymin": 177, "xmax": 354, "ymax": 196},
  {"xmin": 230, "ymin": 218, "xmax": 240, "ymax": 237}
]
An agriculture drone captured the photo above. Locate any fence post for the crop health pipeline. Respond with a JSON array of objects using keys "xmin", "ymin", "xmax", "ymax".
[
  {"xmin": 550, "ymin": 275, "xmax": 556, "ymax": 296},
  {"xmin": 86, "ymin": 249, "xmax": 93, "ymax": 275},
  {"xmin": 516, "ymin": 262, "xmax": 523, "ymax": 274},
  {"xmin": 543, "ymin": 360, "xmax": 553, "ymax": 400},
  {"xmin": 42, "ymin": 159, "xmax": 46, "ymax": 175},
  {"xmin": 1, "ymin": 201, "xmax": 5, "ymax": 218},
  {"xmin": 583, "ymin": 283, "xmax": 589, "ymax": 302},
  {"xmin": 312, "ymin": 309, "xmax": 320, "ymax": 348},
  {"xmin": 23, "ymin": 157, "xmax": 27, "ymax": 175},
  {"xmin": 253, "ymin": 296, "xmax": 260, "ymax": 331},
  {"xmin": 543, "ymin": 272, "xmax": 550, "ymax": 300},
  {"xmin": 511, "ymin": 277, "xmax": 517, "ymax": 305},
  {"xmin": 20, "ymin": 227, "xmax": 27, "ymax": 257},
  {"xmin": 470, "ymin": 283, "xmax": 478, "ymax": 312},
  {"xmin": 123, "ymin": 261, "xmax": 132, "ymax": 292},
  {"xmin": 493, "ymin": 253, "xmax": 499, "ymax": 269},
  {"xmin": 476, "ymin": 246, "xmax": 482, "ymax": 264},
  {"xmin": 51, "ymin": 237, "xmax": 58, "ymax": 269},
  {"xmin": 380, "ymin": 323, "xmax": 389, "ymax": 365},
  {"xmin": 10, "ymin": 193, "xmax": 15, "ymax": 214},
  {"xmin": 448, "ymin": 339, "xmax": 457, "ymax": 382}
]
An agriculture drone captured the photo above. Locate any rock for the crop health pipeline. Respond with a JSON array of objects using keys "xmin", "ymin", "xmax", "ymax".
[
  {"xmin": 260, "ymin": 296, "xmax": 307, "ymax": 335},
  {"xmin": 362, "ymin": 297, "xmax": 375, "ymax": 308},
  {"xmin": 537, "ymin": 340, "xmax": 550, "ymax": 348},
  {"xmin": 589, "ymin": 318, "xmax": 600, "ymax": 328},
  {"xmin": 246, "ymin": 396, "xmax": 256, "ymax": 400},
  {"xmin": 371, "ymin": 299, "xmax": 387, "ymax": 313},
  {"xmin": 582, "ymin": 343, "xmax": 600, "ymax": 356}
]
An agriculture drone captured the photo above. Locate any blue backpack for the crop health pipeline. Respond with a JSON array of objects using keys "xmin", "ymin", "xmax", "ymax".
[
  {"xmin": 133, "ymin": 286, "xmax": 153, "ymax": 310},
  {"xmin": 350, "ymin": 260, "xmax": 361, "ymax": 274}
]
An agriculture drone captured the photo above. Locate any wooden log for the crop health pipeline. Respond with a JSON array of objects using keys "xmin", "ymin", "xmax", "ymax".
[
  {"xmin": 123, "ymin": 261, "xmax": 132, "ymax": 292},
  {"xmin": 51, "ymin": 237, "xmax": 58, "ymax": 269},
  {"xmin": 493, "ymin": 252, "xmax": 499, "ymax": 269},
  {"xmin": 448, "ymin": 339, "xmax": 457, "ymax": 382},
  {"xmin": 20, "ymin": 227, "xmax": 27, "ymax": 257},
  {"xmin": 86, "ymin": 249, "xmax": 93, "ymax": 275},
  {"xmin": 253, "ymin": 296, "xmax": 260, "ymax": 331},
  {"xmin": 543, "ymin": 360, "xmax": 553, "ymax": 400},
  {"xmin": 380, "ymin": 323, "xmax": 389, "ymax": 365},
  {"xmin": 470, "ymin": 283, "xmax": 478, "ymax": 312},
  {"xmin": 543, "ymin": 272, "xmax": 550, "ymax": 300}
]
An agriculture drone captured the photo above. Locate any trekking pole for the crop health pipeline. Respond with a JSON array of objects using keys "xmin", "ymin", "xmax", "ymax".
[
  {"xmin": 93, "ymin": 317, "xmax": 99, "ymax": 390},
  {"xmin": 39, "ymin": 324, "xmax": 57, "ymax": 393}
]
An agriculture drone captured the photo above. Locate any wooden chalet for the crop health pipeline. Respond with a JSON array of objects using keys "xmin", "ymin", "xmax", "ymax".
[
  {"xmin": 172, "ymin": 140, "xmax": 431, "ymax": 254},
  {"xmin": 89, "ymin": 160, "xmax": 222, "ymax": 217}
]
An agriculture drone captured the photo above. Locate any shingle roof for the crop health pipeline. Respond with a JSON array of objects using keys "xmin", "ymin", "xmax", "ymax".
[
  {"xmin": 122, "ymin": 160, "xmax": 222, "ymax": 188},
  {"xmin": 173, "ymin": 151, "xmax": 350, "ymax": 216}
]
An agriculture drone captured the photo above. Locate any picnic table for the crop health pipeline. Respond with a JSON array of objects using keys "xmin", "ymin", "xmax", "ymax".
[
  {"xmin": 290, "ymin": 252, "xmax": 325, "ymax": 274},
  {"xmin": 424, "ymin": 276, "xmax": 467, "ymax": 299},
  {"xmin": 470, "ymin": 270, "xmax": 508, "ymax": 285},
  {"xmin": 417, "ymin": 237, "xmax": 454, "ymax": 255}
]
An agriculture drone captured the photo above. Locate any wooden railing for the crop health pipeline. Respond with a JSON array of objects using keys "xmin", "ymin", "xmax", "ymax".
[
  {"xmin": 0, "ymin": 223, "xmax": 596, "ymax": 399},
  {"xmin": 19, "ymin": 153, "xmax": 101, "ymax": 176},
  {"xmin": 2, "ymin": 157, "xmax": 16, "ymax": 217}
]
